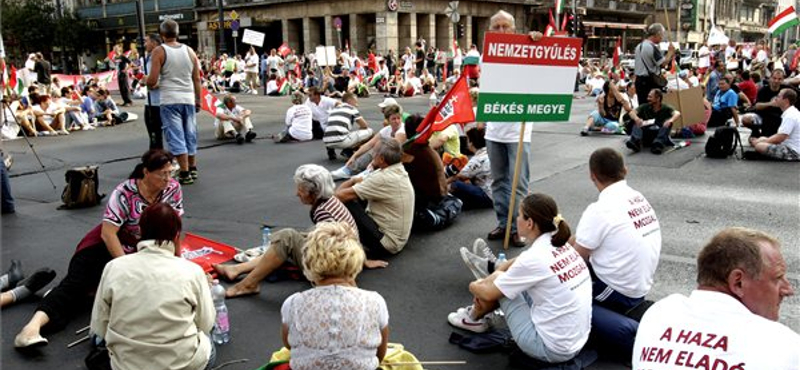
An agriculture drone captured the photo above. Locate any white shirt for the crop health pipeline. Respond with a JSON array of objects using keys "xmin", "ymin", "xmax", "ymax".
[
  {"xmin": 575, "ymin": 180, "xmax": 661, "ymax": 299},
  {"xmin": 407, "ymin": 76, "xmax": 422, "ymax": 94},
  {"xmin": 402, "ymin": 54, "xmax": 413, "ymax": 71},
  {"xmin": 267, "ymin": 55, "xmax": 282, "ymax": 71},
  {"xmin": 667, "ymin": 77, "xmax": 690, "ymax": 91},
  {"xmin": 305, "ymin": 96, "xmax": 338, "ymax": 128},
  {"xmin": 485, "ymin": 122, "xmax": 533, "ymax": 143},
  {"xmin": 214, "ymin": 103, "xmax": 247, "ymax": 128},
  {"xmin": 688, "ymin": 76, "xmax": 700, "ymax": 87},
  {"xmin": 633, "ymin": 290, "xmax": 800, "ymax": 370},
  {"xmin": 493, "ymin": 233, "xmax": 592, "ymax": 356},
  {"xmin": 756, "ymin": 49, "xmax": 768, "ymax": 63},
  {"xmin": 378, "ymin": 123, "xmax": 405, "ymax": 140},
  {"xmin": 698, "ymin": 46, "xmax": 710, "ymax": 68},
  {"xmin": 266, "ymin": 80, "xmax": 278, "ymax": 94},
  {"xmin": 779, "ymin": 105, "xmax": 800, "ymax": 154},
  {"xmin": 285, "ymin": 104, "xmax": 313, "ymax": 141},
  {"xmin": 244, "ymin": 54, "xmax": 259, "ymax": 73}
]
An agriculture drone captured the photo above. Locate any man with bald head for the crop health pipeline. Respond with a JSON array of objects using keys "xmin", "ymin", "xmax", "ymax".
[{"xmin": 632, "ymin": 227, "xmax": 798, "ymax": 369}]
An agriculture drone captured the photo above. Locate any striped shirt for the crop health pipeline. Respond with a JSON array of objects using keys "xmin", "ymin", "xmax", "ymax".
[
  {"xmin": 311, "ymin": 197, "xmax": 358, "ymax": 238},
  {"xmin": 323, "ymin": 103, "xmax": 361, "ymax": 144}
]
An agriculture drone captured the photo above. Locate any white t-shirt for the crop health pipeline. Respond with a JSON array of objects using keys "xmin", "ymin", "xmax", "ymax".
[
  {"xmin": 266, "ymin": 80, "xmax": 278, "ymax": 95},
  {"xmin": 575, "ymin": 180, "xmax": 661, "ymax": 299},
  {"xmin": 407, "ymin": 77, "xmax": 422, "ymax": 94},
  {"xmin": 698, "ymin": 46, "xmax": 710, "ymax": 68},
  {"xmin": 779, "ymin": 106, "xmax": 800, "ymax": 153},
  {"xmin": 267, "ymin": 55, "xmax": 282, "ymax": 71},
  {"xmin": 285, "ymin": 104, "xmax": 313, "ymax": 141},
  {"xmin": 378, "ymin": 124, "xmax": 405, "ymax": 140},
  {"xmin": 244, "ymin": 54, "xmax": 259, "ymax": 73},
  {"xmin": 214, "ymin": 104, "xmax": 246, "ymax": 128},
  {"xmin": 402, "ymin": 54, "xmax": 413, "ymax": 71},
  {"xmin": 633, "ymin": 290, "xmax": 800, "ymax": 370},
  {"xmin": 494, "ymin": 233, "xmax": 592, "ymax": 356},
  {"xmin": 756, "ymin": 50, "xmax": 769, "ymax": 63},
  {"xmin": 305, "ymin": 96, "xmax": 338, "ymax": 128},
  {"xmin": 485, "ymin": 122, "xmax": 533, "ymax": 143}
]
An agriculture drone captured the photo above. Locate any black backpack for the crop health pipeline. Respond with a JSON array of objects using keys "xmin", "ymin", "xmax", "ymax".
[
  {"xmin": 705, "ymin": 126, "xmax": 743, "ymax": 159},
  {"xmin": 59, "ymin": 166, "xmax": 104, "ymax": 210}
]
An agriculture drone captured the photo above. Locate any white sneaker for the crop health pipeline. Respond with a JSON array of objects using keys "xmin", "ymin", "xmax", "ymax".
[
  {"xmin": 330, "ymin": 166, "xmax": 354, "ymax": 181},
  {"xmin": 59, "ymin": 130, "xmax": 70, "ymax": 135},
  {"xmin": 448, "ymin": 305, "xmax": 490, "ymax": 333},
  {"xmin": 460, "ymin": 247, "xmax": 489, "ymax": 280},
  {"xmin": 472, "ymin": 238, "xmax": 496, "ymax": 263}
]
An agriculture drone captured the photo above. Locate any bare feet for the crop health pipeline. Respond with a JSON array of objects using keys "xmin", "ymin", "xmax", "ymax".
[
  {"xmin": 364, "ymin": 259, "xmax": 389, "ymax": 269},
  {"xmin": 225, "ymin": 281, "xmax": 260, "ymax": 298},
  {"xmin": 14, "ymin": 325, "xmax": 47, "ymax": 348},
  {"xmin": 212, "ymin": 263, "xmax": 242, "ymax": 281}
]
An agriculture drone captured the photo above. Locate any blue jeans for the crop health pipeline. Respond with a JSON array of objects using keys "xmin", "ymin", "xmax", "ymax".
[
  {"xmin": 161, "ymin": 104, "xmax": 197, "ymax": 156},
  {"xmin": 500, "ymin": 293, "xmax": 577, "ymax": 363},
  {"xmin": 450, "ymin": 181, "xmax": 493, "ymax": 210},
  {"xmin": 487, "ymin": 140, "xmax": 530, "ymax": 232}
]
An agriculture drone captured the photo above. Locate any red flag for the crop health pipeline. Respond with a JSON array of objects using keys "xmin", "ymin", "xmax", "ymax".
[
  {"xmin": 414, "ymin": 74, "xmax": 475, "ymax": 144},
  {"xmin": 442, "ymin": 58, "xmax": 448, "ymax": 80},
  {"xmin": 613, "ymin": 37, "xmax": 621, "ymax": 67},
  {"xmin": 561, "ymin": 13, "xmax": 569, "ymax": 32},
  {"xmin": 107, "ymin": 50, "xmax": 117, "ymax": 61},
  {"xmin": 278, "ymin": 43, "xmax": 290, "ymax": 58},
  {"xmin": 368, "ymin": 52, "xmax": 377, "ymax": 72},
  {"xmin": 180, "ymin": 233, "xmax": 237, "ymax": 273},
  {"xmin": 200, "ymin": 87, "xmax": 219, "ymax": 116},
  {"xmin": 9, "ymin": 66, "xmax": 18, "ymax": 90},
  {"xmin": 294, "ymin": 62, "xmax": 301, "ymax": 78}
]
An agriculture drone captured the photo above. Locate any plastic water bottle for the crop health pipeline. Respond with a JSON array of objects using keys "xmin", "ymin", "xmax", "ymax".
[
  {"xmin": 496, "ymin": 252, "xmax": 507, "ymax": 265},
  {"xmin": 261, "ymin": 226, "xmax": 271, "ymax": 248},
  {"xmin": 211, "ymin": 280, "xmax": 230, "ymax": 345}
]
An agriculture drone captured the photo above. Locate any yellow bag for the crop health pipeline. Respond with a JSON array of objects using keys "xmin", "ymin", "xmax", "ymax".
[{"xmin": 267, "ymin": 343, "xmax": 424, "ymax": 370}]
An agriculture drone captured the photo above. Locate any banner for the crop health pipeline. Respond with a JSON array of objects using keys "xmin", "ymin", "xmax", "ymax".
[
  {"xmin": 180, "ymin": 232, "xmax": 237, "ymax": 273},
  {"xmin": 242, "ymin": 29, "xmax": 266, "ymax": 47},
  {"xmin": 415, "ymin": 74, "xmax": 475, "ymax": 143},
  {"xmin": 476, "ymin": 34, "xmax": 582, "ymax": 122},
  {"xmin": 53, "ymin": 71, "xmax": 117, "ymax": 91}
]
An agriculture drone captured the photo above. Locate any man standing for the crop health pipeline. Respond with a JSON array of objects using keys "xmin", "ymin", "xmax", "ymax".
[
  {"xmin": 244, "ymin": 47, "xmax": 259, "ymax": 95},
  {"xmin": 632, "ymin": 227, "xmax": 798, "ymax": 369},
  {"xmin": 633, "ymin": 23, "xmax": 675, "ymax": 105},
  {"xmin": 34, "ymin": 53, "xmax": 52, "ymax": 95},
  {"xmin": 625, "ymin": 89, "xmax": 681, "ymax": 154},
  {"xmin": 114, "ymin": 46, "xmax": 134, "ymax": 107},
  {"xmin": 414, "ymin": 42, "xmax": 426, "ymax": 77},
  {"xmin": 143, "ymin": 34, "xmax": 163, "ymax": 149},
  {"xmin": 749, "ymin": 88, "xmax": 800, "ymax": 161},
  {"xmin": 697, "ymin": 42, "xmax": 710, "ymax": 76},
  {"xmin": 146, "ymin": 19, "xmax": 202, "ymax": 185}
]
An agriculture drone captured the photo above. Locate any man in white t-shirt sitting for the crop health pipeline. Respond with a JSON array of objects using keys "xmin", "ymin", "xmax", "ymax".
[
  {"xmin": 306, "ymin": 86, "xmax": 339, "ymax": 140},
  {"xmin": 400, "ymin": 70, "xmax": 423, "ymax": 97},
  {"xmin": 322, "ymin": 93, "xmax": 374, "ymax": 161},
  {"xmin": 214, "ymin": 94, "xmax": 257, "ymax": 145},
  {"xmin": 276, "ymin": 91, "xmax": 313, "ymax": 143},
  {"xmin": 748, "ymin": 88, "xmax": 800, "ymax": 161},
  {"xmin": 633, "ymin": 227, "xmax": 798, "ymax": 369},
  {"xmin": 572, "ymin": 147, "xmax": 661, "ymax": 357}
]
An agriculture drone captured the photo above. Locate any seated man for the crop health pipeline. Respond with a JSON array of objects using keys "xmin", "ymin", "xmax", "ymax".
[
  {"xmin": 708, "ymin": 75, "xmax": 739, "ymax": 128},
  {"xmin": 572, "ymin": 148, "xmax": 661, "ymax": 358},
  {"xmin": 276, "ymin": 91, "xmax": 313, "ymax": 143},
  {"xmin": 581, "ymin": 81, "xmax": 630, "ymax": 136},
  {"xmin": 305, "ymin": 86, "xmax": 340, "ymax": 140},
  {"xmin": 632, "ymin": 227, "xmax": 798, "ymax": 369},
  {"xmin": 214, "ymin": 94, "xmax": 257, "ymax": 145},
  {"xmin": 748, "ymin": 88, "xmax": 800, "ymax": 161},
  {"xmin": 265, "ymin": 74, "xmax": 280, "ymax": 96},
  {"xmin": 741, "ymin": 69, "xmax": 789, "ymax": 138},
  {"xmin": 32, "ymin": 95, "xmax": 68, "ymax": 135},
  {"xmin": 429, "ymin": 124, "xmax": 466, "ymax": 169},
  {"xmin": 58, "ymin": 87, "xmax": 93, "ymax": 131},
  {"xmin": 9, "ymin": 95, "xmax": 38, "ymax": 137},
  {"xmin": 625, "ymin": 88, "xmax": 681, "ymax": 154},
  {"xmin": 400, "ymin": 70, "xmax": 423, "ymax": 97},
  {"xmin": 213, "ymin": 164, "xmax": 387, "ymax": 297},
  {"xmin": 448, "ymin": 127, "xmax": 493, "ymax": 210},
  {"xmin": 585, "ymin": 73, "xmax": 606, "ymax": 96},
  {"xmin": 335, "ymin": 138, "xmax": 415, "ymax": 257},
  {"xmin": 322, "ymin": 93, "xmax": 374, "ymax": 161},
  {"xmin": 93, "ymin": 89, "xmax": 123, "ymax": 126},
  {"xmin": 403, "ymin": 115, "xmax": 448, "ymax": 211},
  {"xmin": 334, "ymin": 68, "xmax": 351, "ymax": 93}
]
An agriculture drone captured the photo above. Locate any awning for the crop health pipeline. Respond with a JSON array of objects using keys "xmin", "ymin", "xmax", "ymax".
[{"xmin": 583, "ymin": 21, "xmax": 647, "ymax": 30}]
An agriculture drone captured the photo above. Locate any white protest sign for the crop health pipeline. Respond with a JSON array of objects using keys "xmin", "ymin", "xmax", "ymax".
[
  {"xmin": 315, "ymin": 46, "xmax": 338, "ymax": 66},
  {"xmin": 476, "ymin": 34, "xmax": 582, "ymax": 122},
  {"xmin": 241, "ymin": 29, "xmax": 265, "ymax": 47}
]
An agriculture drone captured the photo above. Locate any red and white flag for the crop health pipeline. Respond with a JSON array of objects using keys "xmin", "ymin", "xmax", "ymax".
[
  {"xmin": 200, "ymin": 87, "xmax": 219, "ymax": 116},
  {"xmin": 278, "ymin": 43, "xmax": 291, "ymax": 58},
  {"xmin": 545, "ymin": 9, "xmax": 556, "ymax": 36},
  {"xmin": 414, "ymin": 74, "xmax": 475, "ymax": 144}
]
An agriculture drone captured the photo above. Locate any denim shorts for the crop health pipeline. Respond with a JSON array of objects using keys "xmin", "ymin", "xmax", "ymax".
[
  {"xmin": 161, "ymin": 104, "xmax": 197, "ymax": 156},
  {"xmin": 588, "ymin": 110, "xmax": 619, "ymax": 130}
]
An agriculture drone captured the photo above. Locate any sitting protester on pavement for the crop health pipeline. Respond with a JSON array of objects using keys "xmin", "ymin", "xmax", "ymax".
[
  {"xmin": 305, "ymin": 86, "xmax": 339, "ymax": 140},
  {"xmin": 581, "ymin": 80, "xmax": 631, "ymax": 136},
  {"xmin": 625, "ymin": 88, "xmax": 681, "ymax": 154},
  {"xmin": 707, "ymin": 75, "xmax": 740, "ymax": 128},
  {"xmin": 448, "ymin": 127, "xmax": 493, "ymax": 210},
  {"xmin": 323, "ymin": 93, "xmax": 374, "ymax": 161},
  {"xmin": 214, "ymin": 94, "xmax": 257, "ymax": 145},
  {"xmin": 280, "ymin": 222, "xmax": 390, "ymax": 370},
  {"xmin": 632, "ymin": 227, "xmax": 798, "ymax": 369},
  {"xmin": 741, "ymin": 69, "xmax": 789, "ymax": 138},
  {"xmin": 450, "ymin": 193, "xmax": 592, "ymax": 364},
  {"xmin": 275, "ymin": 91, "xmax": 313, "ymax": 143},
  {"xmin": 32, "ymin": 95, "xmax": 68, "ymax": 135},
  {"xmin": 748, "ymin": 88, "xmax": 800, "ymax": 161},
  {"xmin": 213, "ymin": 164, "xmax": 387, "ymax": 297}
]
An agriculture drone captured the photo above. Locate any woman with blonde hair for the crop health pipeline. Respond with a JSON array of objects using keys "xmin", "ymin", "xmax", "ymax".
[{"xmin": 281, "ymin": 222, "xmax": 389, "ymax": 370}]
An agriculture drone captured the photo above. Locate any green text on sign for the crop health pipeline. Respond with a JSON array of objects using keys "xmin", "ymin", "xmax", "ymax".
[{"xmin": 476, "ymin": 94, "xmax": 573, "ymax": 122}]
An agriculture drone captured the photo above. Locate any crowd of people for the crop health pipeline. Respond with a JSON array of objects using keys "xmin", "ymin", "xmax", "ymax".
[{"xmin": 2, "ymin": 10, "xmax": 798, "ymax": 370}]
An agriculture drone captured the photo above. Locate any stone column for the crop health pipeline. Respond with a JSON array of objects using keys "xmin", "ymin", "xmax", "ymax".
[
  {"xmin": 282, "ymin": 19, "xmax": 289, "ymax": 45},
  {"xmin": 303, "ymin": 17, "xmax": 312, "ymax": 55},
  {"xmin": 409, "ymin": 12, "xmax": 417, "ymax": 46},
  {"xmin": 377, "ymin": 11, "xmax": 398, "ymax": 55},
  {"xmin": 465, "ymin": 15, "xmax": 473, "ymax": 48},
  {"xmin": 436, "ymin": 15, "xmax": 454, "ymax": 52},
  {"xmin": 349, "ymin": 14, "xmax": 359, "ymax": 53},
  {"xmin": 325, "ymin": 15, "xmax": 336, "ymax": 48}
]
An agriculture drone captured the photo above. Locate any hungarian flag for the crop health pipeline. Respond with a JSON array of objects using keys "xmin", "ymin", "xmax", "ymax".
[
  {"xmin": 200, "ymin": 87, "xmax": 219, "ymax": 116},
  {"xmin": 555, "ymin": 0, "xmax": 565, "ymax": 30},
  {"xmin": 613, "ymin": 37, "xmax": 621, "ymax": 67},
  {"xmin": 414, "ymin": 74, "xmax": 475, "ymax": 144},
  {"xmin": 107, "ymin": 50, "xmax": 116, "ymax": 61},
  {"xmin": 277, "ymin": 77, "xmax": 291, "ymax": 95},
  {"xmin": 545, "ymin": 9, "xmax": 556, "ymax": 36},
  {"xmin": 180, "ymin": 233, "xmax": 237, "ymax": 273},
  {"xmin": 278, "ymin": 43, "xmax": 291, "ymax": 58},
  {"xmin": 9, "ymin": 66, "xmax": 24, "ymax": 96},
  {"xmin": 769, "ymin": 6, "xmax": 800, "ymax": 36}
]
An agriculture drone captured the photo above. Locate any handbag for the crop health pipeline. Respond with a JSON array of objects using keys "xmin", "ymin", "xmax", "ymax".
[{"xmin": 637, "ymin": 43, "xmax": 667, "ymax": 88}]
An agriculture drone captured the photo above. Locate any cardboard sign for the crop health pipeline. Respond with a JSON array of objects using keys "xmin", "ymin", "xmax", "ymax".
[
  {"xmin": 663, "ymin": 86, "xmax": 705, "ymax": 130},
  {"xmin": 242, "ymin": 29, "xmax": 265, "ymax": 47},
  {"xmin": 315, "ymin": 45, "xmax": 338, "ymax": 66},
  {"xmin": 476, "ymin": 33, "xmax": 582, "ymax": 122}
]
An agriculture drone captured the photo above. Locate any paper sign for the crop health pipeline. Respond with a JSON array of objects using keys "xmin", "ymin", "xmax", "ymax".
[
  {"xmin": 242, "ymin": 29, "xmax": 265, "ymax": 47},
  {"xmin": 476, "ymin": 33, "xmax": 582, "ymax": 122},
  {"xmin": 315, "ymin": 46, "xmax": 338, "ymax": 66}
]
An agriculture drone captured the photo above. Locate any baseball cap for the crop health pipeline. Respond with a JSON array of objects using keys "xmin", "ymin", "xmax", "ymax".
[{"xmin": 378, "ymin": 97, "xmax": 399, "ymax": 108}]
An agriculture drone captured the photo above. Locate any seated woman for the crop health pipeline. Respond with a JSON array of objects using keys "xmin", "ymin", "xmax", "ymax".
[
  {"xmin": 0, "ymin": 261, "xmax": 56, "ymax": 309},
  {"xmin": 275, "ymin": 91, "xmax": 314, "ymax": 143},
  {"xmin": 281, "ymin": 222, "xmax": 389, "ymax": 370},
  {"xmin": 449, "ymin": 193, "xmax": 592, "ymax": 364},
  {"xmin": 581, "ymin": 80, "xmax": 630, "ymax": 136},
  {"xmin": 14, "ymin": 149, "xmax": 183, "ymax": 348},
  {"xmin": 266, "ymin": 74, "xmax": 281, "ymax": 96},
  {"xmin": 447, "ymin": 127, "xmax": 493, "ymax": 210},
  {"xmin": 91, "ymin": 203, "xmax": 215, "ymax": 370},
  {"xmin": 213, "ymin": 164, "xmax": 386, "ymax": 298},
  {"xmin": 330, "ymin": 105, "xmax": 407, "ymax": 180}
]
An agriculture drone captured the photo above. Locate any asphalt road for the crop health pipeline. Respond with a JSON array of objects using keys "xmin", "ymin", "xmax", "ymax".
[{"xmin": 1, "ymin": 90, "xmax": 798, "ymax": 370}]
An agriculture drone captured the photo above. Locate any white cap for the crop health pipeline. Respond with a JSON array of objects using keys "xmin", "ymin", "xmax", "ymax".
[{"xmin": 378, "ymin": 97, "xmax": 399, "ymax": 108}]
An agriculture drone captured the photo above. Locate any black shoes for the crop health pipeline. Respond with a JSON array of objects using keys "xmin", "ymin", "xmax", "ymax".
[{"xmin": 245, "ymin": 130, "xmax": 257, "ymax": 143}]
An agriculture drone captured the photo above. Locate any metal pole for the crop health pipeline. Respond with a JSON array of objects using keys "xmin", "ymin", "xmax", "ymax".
[
  {"xmin": 572, "ymin": 0, "xmax": 577, "ymax": 37},
  {"xmin": 57, "ymin": 0, "xmax": 68, "ymax": 73},
  {"xmin": 217, "ymin": 0, "xmax": 226, "ymax": 54},
  {"xmin": 136, "ymin": 0, "xmax": 146, "ymax": 56}
]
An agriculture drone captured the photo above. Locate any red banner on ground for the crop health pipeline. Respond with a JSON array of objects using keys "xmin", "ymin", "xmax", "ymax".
[{"xmin": 180, "ymin": 232, "xmax": 237, "ymax": 273}]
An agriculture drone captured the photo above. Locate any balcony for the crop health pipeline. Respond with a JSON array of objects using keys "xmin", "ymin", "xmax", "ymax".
[
  {"xmin": 77, "ymin": 5, "xmax": 104, "ymax": 18},
  {"xmin": 105, "ymin": 1, "xmax": 136, "ymax": 16}
]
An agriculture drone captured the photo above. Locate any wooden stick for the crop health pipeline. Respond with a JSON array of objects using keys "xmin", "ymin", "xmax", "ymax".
[
  {"xmin": 67, "ymin": 335, "xmax": 90, "ymax": 348},
  {"xmin": 503, "ymin": 121, "xmax": 527, "ymax": 250},
  {"xmin": 75, "ymin": 325, "xmax": 90, "ymax": 335},
  {"xmin": 382, "ymin": 360, "xmax": 467, "ymax": 366},
  {"xmin": 663, "ymin": 9, "xmax": 686, "ymax": 132}
]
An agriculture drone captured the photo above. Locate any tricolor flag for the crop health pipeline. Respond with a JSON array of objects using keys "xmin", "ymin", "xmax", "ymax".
[
  {"xmin": 613, "ymin": 37, "xmax": 621, "ymax": 67},
  {"xmin": 277, "ymin": 77, "xmax": 291, "ymax": 95},
  {"xmin": 769, "ymin": 6, "xmax": 800, "ymax": 36},
  {"xmin": 201, "ymin": 87, "xmax": 219, "ymax": 116},
  {"xmin": 9, "ymin": 66, "xmax": 24, "ymax": 96},
  {"xmin": 414, "ymin": 74, "xmax": 475, "ymax": 144},
  {"xmin": 554, "ymin": 0, "xmax": 565, "ymax": 31}
]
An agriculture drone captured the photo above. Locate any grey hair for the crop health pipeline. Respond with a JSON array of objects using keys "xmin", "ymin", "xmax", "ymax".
[
  {"xmin": 375, "ymin": 137, "xmax": 403, "ymax": 165},
  {"xmin": 490, "ymin": 10, "xmax": 515, "ymax": 28},
  {"xmin": 646, "ymin": 23, "xmax": 665, "ymax": 38},
  {"xmin": 159, "ymin": 19, "xmax": 179, "ymax": 39},
  {"xmin": 293, "ymin": 164, "xmax": 335, "ymax": 200}
]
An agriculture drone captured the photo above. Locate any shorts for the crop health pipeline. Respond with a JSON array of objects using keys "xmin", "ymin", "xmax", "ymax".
[
  {"xmin": 588, "ymin": 110, "xmax": 619, "ymax": 131},
  {"xmin": 245, "ymin": 72, "xmax": 258, "ymax": 86},
  {"xmin": 766, "ymin": 143, "xmax": 800, "ymax": 161},
  {"xmin": 161, "ymin": 104, "xmax": 197, "ymax": 156}
]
